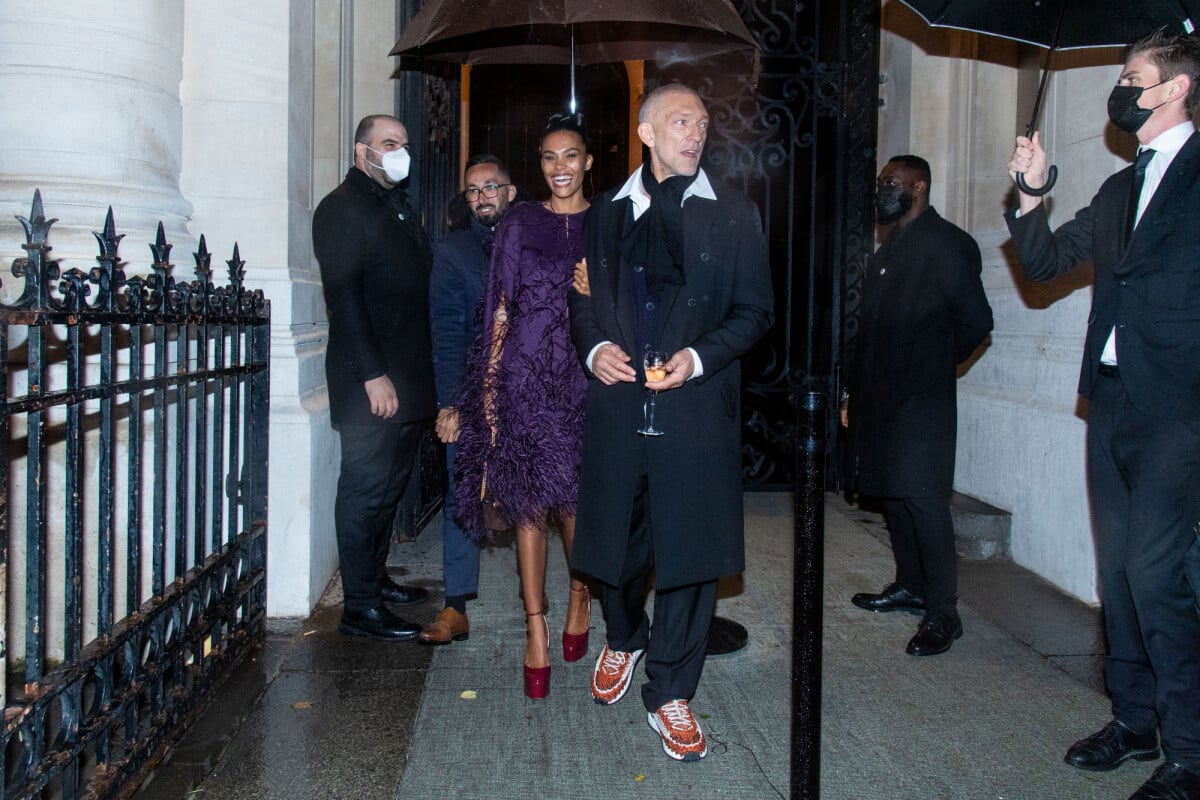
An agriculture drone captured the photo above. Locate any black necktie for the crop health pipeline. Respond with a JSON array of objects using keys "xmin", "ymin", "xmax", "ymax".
[{"xmin": 1126, "ymin": 148, "xmax": 1156, "ymax": 243}]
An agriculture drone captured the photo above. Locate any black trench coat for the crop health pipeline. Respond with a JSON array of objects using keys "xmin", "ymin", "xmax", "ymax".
[
  {"xmin": 848, "ymin": 207, "xmax": 993, "ymax": 499},
  {"xmin": 568, "ymin": 180, "xmax": 774, "ymax": 590}
]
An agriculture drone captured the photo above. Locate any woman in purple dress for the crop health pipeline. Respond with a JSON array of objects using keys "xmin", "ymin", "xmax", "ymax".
[{"xmin": 453, "ymin": 114, "xmax": 592, "ymax": 698}]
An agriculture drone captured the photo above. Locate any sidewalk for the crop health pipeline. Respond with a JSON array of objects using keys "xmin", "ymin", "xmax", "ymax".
[{"xmin": 135, "ymin": 494, "xmax": 1146, "ymax": 800}]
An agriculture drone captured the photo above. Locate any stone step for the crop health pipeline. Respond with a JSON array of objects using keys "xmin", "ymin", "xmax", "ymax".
[{"xmin": 952, "ymin": 490, "xmax": 1011, "ymax": 561}]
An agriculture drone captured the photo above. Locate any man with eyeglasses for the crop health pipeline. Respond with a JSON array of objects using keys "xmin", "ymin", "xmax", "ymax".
[
  {"xmin": 421, "ymin": 154, "xmax": 518, "ymax": 645},
  {"xmin": 842, "ymin": 154, "xmax": 993, "ymax": 657},
  {"xmin": 313, "ymin": 114, "xmax": 435, "ymax": 641}
]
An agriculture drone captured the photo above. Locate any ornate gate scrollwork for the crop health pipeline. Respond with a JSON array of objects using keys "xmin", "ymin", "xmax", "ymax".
[{"xmin": 673, "ymin": 0, "xmax": 881, "ymax": 490}]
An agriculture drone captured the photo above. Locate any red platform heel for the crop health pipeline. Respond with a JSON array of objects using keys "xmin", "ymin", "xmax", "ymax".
[
  {"xmin": 562, "ymin": 585, "xmax": 591, "ymax": 663},
  {"xmin": 524, "ymin": 611, "xmax": 550, "ymax": 699}
]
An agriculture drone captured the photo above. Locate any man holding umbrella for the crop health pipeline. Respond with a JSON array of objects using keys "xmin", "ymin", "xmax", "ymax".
[{"xmin": 1007, "ymin": 31, "xmax": 1200, "ymax": 800}]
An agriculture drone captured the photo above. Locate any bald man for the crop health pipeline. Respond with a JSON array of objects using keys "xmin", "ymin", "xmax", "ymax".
[{"xmin": 569, "ymin": 83, "xmax": 773, "ymax": 762}]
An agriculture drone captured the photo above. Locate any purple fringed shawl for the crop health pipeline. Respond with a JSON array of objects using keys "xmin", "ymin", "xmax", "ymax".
[{"xmin": 452, "ymin": 202, "xmax": 588, "ymax": 539}]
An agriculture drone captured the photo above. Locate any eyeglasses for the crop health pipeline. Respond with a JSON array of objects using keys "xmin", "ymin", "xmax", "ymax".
[{"xmin": 463, "ymin": 183, "xmax": 510, "ymax": 201}]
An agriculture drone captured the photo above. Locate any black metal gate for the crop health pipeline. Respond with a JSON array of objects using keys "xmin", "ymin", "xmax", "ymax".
[
  {"xmin": 391, "ymin": 0, "xmax": 461, "ymax": 540},
  {"xmin": 1, "ymin": 191, "xmax": 270, "ymax": 799},
  {"xmin": 668, "ymin": 0, "xmax": 880, "ymax": 489}
]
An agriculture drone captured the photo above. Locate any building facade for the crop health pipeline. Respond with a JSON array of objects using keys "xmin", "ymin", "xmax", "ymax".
[{"xmin": 0, "ymin": 0, "xmax": 1119, "ymax": 620}]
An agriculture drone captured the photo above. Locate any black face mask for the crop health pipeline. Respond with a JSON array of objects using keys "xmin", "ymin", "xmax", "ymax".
[
  {"xmin": 1107, "ymin": 80, "xmax": 1168, "ymax": 134},
  {"xmin": 874, "ymin": 184, "xmax": 913, "ymax": 225}
]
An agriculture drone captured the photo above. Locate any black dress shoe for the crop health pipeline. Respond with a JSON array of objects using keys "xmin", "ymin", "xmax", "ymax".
[
  {"xmin": 1130, "ymin": 762, "xmax": 1200, "ymax": 800},
  {"xmin": 851, "ymin": 583, "xmax": 926, "ymax": 614},
  {"xmin": 339, "ymin": 606, "xmax": 421, "ymax": 641},
  {"xmin": 381, "ymin": 579, "xmax": 429, "ymax": 607},
  {"xmin": 1064, "ymin": 720, "xmax": 1159, "ymax": 772},
  {"xmin": 905, "ymin": 609, "xmax": 962, "ymax": 656}
]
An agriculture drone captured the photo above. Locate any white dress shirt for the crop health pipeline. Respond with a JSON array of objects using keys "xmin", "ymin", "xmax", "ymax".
[{"xmin": 1101, "ymin": 121, "xmax": 1196, "ymax": 365}]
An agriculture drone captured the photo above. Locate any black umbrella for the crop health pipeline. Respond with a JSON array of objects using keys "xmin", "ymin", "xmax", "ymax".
[
  {"xmin": 899, "ymin": 0, "xmax": 1200, "ymax": 193},
  {"xmin": 390, "ymin": 0, "xmax": 760, "ymax": 110}
]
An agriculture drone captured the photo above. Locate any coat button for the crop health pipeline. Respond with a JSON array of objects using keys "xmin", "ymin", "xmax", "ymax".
[
  {"xmin": 700, "ymin": 252, "xmax": 711, "ymax": 261},
  {"xmin": 1119, "ymin": 280, "xmax": 1128, "ymax": 286},
  {"xmin": 646, "ymin": 301, "xmax": 655, "ymax": 310},
  {"xmin": 687, "ymin": 298, "xmax": 697, "ymax": 307},
  {"xmin": 600, "ymin": 258, "xmax": 608, "ymax": 268},
  {"xmin": 608, "ymin": 303, "xmax": 616, "ymax": 312},
  {"xmin": 633, "ymin": 265, "xmax": 644, "ymax": 272}
]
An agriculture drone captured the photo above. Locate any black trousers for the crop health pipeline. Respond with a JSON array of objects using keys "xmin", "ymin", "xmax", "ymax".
[
  {"xmin": 1088, "ymin": 371, "xmax": 1200, "ymax": 770},
  {"xmin": 881, "ymin": 495, "xmax": 957, "ymax": 612},
  {"xmin": 334, "ymin": 421, "xmax": 424, "ymax": 613},
  {"xmin": 599, "ymin": 473, "xmax": 718, "ymax": 713}
]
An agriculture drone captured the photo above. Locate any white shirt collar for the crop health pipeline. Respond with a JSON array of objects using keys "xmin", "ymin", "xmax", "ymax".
[
  {"xmin": 612, "ymin": 166, "xmax": 717, "ymax": 219},
  {"xmin": 1144, "ymin": 121, "xmax": 1195, "ymax": 160}
]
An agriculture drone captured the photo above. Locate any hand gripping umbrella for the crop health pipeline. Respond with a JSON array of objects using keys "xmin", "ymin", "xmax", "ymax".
[
  {"xmin": 899, "ymin": 0, "xmax": 1200, "ymax": 194},
  {"xmin": 390, "ymin": 0, "xmax": 761, "ymax": 111}
]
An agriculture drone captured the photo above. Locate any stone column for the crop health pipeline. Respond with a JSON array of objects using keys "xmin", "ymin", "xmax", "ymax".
[{"xmin": 0, "ymin": 0, "xmax": 192, "ymax": 280}]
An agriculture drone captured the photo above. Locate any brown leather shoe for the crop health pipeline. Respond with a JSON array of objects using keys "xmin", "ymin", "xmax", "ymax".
[{"xmin": 419, "ymin": 607, "xmax": 470, "ymax": 645}]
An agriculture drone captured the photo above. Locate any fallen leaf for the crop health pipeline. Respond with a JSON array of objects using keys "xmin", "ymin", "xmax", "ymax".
[
  {"xmin": 460, "ymin": 690, "xmax": 478, "ymax": 700},
  {"xmin": 634, "ymin": 774, "xmax": 647, "ymax": 783},
  {"xmin": 698, "ymin": 713, "xmax": 711, "ymax": 720},
  {"xmin": 292, "ymin": 701, "xmax": 314, "ymax": 710}
]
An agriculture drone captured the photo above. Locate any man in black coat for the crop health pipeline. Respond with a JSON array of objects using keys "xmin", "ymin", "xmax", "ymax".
[
  {"xmin": 1006, "ymin": 31, "xmax": 1200, "ymax": 800},
  {"xmin": 569, "ymin": 84, "xmax": 773, "ymax": 762},
  {"xmin": 312, "ymin": 114, "xmax": 436, "ymax": 641},
  {"xmin": 419, "ymin": 154, "xmax": 517, "ymax": 645},
  {"xmin": 844, "ymin": 154, "xmax": 993, "ymax": 657}
]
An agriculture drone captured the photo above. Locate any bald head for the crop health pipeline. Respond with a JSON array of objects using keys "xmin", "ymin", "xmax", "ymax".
[{"xmin": 638, "ymin": 83, "xmax": 705, "ymax": 124}]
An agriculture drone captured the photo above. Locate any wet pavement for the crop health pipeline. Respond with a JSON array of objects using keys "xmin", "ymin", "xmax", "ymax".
[{"xmin": 133, "ymin": 493, "xmax": 1146, "ymax": 800}]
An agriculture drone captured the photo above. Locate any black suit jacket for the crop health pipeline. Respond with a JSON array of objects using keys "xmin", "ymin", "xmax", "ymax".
[
  {"xmin": 1006, "ymin": 129, "xmax": 1200, "ymax": 421},
  {"xmin": 429, "ymin": 217, "xmax": 491, "ymax": 408},
  {"xmin": 568, "ymin": 174, "xmax": 774, "ymax": 589},
  {"xmin": 313, "ymin": 168, "xmax": 436, "ymax": 426}
]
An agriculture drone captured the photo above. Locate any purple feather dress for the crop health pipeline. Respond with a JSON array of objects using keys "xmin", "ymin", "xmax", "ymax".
[{"xmin": 453, "ymin": 201, "xmax": 588, "ymax": 539}]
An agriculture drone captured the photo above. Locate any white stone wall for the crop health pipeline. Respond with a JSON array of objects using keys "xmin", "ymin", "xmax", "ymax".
[
  {"xmin": 880, "ymin": 0, "xmax": 1131, "ymax": 603},
  {"xmin": 0, "ymin": 0, "xmax": 404, "ymax": 622}
]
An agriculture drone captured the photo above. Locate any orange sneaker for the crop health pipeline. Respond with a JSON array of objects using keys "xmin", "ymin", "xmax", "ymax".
[
  {"xmin": 647, "ymin": 700, "xmax": 708, "ymax": 762},
  {"xmin": 591, "ymin": 643, "xmax": 643, "ymax": 705}
]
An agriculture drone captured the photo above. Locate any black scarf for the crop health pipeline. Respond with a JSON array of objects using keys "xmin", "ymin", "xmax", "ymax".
[{"xmin": 621, "ymin": 164, "xmax": 697, "ymax": 296}]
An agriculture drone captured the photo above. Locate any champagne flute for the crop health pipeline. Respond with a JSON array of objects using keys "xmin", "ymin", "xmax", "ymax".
[{"xmin": 638, "ymin": 350, "xmax": 667, "ymax": 437}]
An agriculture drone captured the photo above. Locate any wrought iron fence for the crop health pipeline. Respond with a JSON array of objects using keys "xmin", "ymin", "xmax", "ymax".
[{"xmin": 0, "ymin": 191, "xmax": 270, "ymax": 799}]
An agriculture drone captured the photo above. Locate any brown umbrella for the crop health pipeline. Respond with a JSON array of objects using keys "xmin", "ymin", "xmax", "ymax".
[{"xmin": 390, "ymin": 0, "xmax": 760, "ymax": 106}]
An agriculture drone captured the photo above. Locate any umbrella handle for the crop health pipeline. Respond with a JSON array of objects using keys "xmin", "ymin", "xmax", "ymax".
[{"xmin": 1017, "ymin": 165, "xmax": 1057, "ymax": 197}]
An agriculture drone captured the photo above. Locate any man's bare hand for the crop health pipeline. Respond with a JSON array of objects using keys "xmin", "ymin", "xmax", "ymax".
[
  {"xmin": 839, "ymin": 397, "xmax": 849, "ymax": 428},
  {"xmin": 593, "ymin": 343, "xmax": 637, "ymax": 385},
  {"xmin": 573, "ymin": 258, "xmax": 591, "ymax": 296},
  {"xmin": 435, "ymin": 407, "xmax": 460, "ymax": 443},
  {"xmin": 1008, "ymin": 131, "xmax": 1048, "ymax": 212},
  {"xmin": 646, "ymin": 349, "xmax": 694, "ymax": 391},
  {"xmin": 364, "ymin": 375, "xmax": 399, "ymax": 419}
]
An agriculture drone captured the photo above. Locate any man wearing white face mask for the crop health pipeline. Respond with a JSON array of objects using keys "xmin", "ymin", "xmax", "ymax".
[{"xmin": 313, "ymin": 114, "xmax": 436, "ymax": 640}]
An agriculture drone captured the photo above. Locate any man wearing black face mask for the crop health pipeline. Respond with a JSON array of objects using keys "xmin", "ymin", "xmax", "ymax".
[
  {"xmin": 842, "ymin": 154, "xmax": 993, "ymax": 658},
  {"xmin": 1006, "ymin": 31, "xmax": 1200, "ymax": 800}
]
